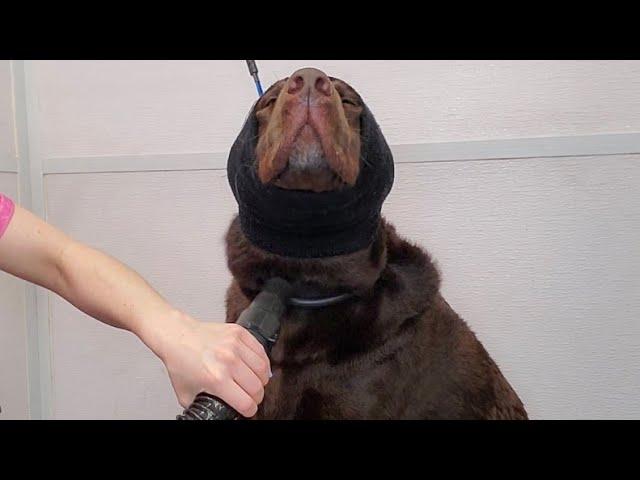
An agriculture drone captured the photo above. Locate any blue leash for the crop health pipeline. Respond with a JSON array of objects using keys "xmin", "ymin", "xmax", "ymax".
[{"xmin": 246, "ymin": 60, "xmax": 264, "ymax": 97}]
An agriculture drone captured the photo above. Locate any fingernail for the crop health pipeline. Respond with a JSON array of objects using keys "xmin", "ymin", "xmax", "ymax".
[{"xmin": 269, "ymin": 370, "xmax": 273, "ymax": 378}]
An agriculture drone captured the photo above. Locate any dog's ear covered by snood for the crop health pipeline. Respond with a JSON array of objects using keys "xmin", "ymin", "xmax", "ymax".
[{"xmin": 227, "ymin": 100, "xmax": 394, "ymax": 259}]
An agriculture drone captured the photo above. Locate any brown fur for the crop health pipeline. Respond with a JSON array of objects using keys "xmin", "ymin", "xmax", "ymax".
[
  {"xmin": 224, "ymin": 68, "xmax": 527, "ymax": 419},
  {"xmin": 225, "ymin": 217, "xmax": 527, "ymax": 419}
]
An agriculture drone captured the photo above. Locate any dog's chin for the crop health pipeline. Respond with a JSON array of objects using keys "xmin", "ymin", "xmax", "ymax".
[{"xmin": 272, "ymin": 139, "xmax": 347, "ymax": 193}]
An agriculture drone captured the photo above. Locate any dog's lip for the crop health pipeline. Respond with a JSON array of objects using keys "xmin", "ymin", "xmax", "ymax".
[
  {"xmin": 272, "ymin": 147, "xmax": 346, "ymax": 191},
  {"xmin": 270, "ymin": 123, "xmax": 342, "ymax": 179},
  {"xmin": 268, "ymin": 122, "xmax": 308, "ymax": 176}
]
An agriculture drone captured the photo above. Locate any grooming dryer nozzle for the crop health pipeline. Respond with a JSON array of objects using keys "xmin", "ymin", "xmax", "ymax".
[{"xmin": 176, "ymin": 277, "xmax": 292, "ymax": 420}]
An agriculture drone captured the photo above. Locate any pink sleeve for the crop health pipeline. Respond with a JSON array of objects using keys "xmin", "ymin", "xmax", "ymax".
[{"xmin": 0, "ymin": 193, "xmax": 16, "ymax": 239}]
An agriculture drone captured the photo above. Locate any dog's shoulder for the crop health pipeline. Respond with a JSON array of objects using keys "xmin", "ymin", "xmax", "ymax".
[{"xmin": 381, "ymin": 221, "xmax": 528, "ymax": 419}]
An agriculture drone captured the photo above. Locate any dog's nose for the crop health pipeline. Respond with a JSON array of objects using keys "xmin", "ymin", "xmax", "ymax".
[{"xmin": 287, "ymin": 68, "xmax": 332, "ymax": 97}]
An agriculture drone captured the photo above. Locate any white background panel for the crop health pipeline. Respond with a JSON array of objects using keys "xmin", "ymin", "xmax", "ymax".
[
  {"xmin": 29, "ymin": 60, "xmax": 640, "ymax": 158},
  {"xmin": 383, "ymin": 154, "xmax": 640, "ymax": 419},
  {"xmin": 0, "ymin": 174, "xmax": 29, "ymax": 419},
  {"xmin": 45, "ymin": 169, "xmax": 236, "ymax": 418},
  {"xmin": 0, "ymin": 61, "xmax": 15, "ymax": 166}
]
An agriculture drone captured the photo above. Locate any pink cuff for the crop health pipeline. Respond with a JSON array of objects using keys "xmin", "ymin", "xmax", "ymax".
[{"xmin": 0, "ymin": 193, "xmax": 16, "ymax": 239}]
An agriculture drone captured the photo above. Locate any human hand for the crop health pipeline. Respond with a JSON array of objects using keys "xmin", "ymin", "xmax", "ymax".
[{"xmin": 151, "ymin": 312, "xmax": 271, "ymax": 417}]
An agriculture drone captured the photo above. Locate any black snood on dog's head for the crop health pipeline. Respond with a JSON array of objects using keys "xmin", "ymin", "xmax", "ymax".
[{"xmin": 227, "ymin": 101, "xmax": 394, "ymax": 259}]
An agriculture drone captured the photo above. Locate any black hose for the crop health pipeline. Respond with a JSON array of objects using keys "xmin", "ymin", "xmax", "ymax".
[{"xmin": 176, "ymin": 278, "xmax": 293, "ymax": 420}]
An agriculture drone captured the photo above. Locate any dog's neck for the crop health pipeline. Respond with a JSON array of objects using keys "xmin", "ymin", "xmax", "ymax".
[
  {"xmin": 226, "ymin": 214, "xmax": 442, "ymax": 368},
  {"xmin": 225, "ymin": 215, "xmax": 388, "ymax": 301}
]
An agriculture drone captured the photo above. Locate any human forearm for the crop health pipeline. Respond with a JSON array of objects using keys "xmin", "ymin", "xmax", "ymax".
[
  {"xmin": 54, "ymin": 239, "xmax": 183, "ymax": 357},
  {"xmin": 0, "ymin": 203, "xmax": 271, "ymax": 415},
  {"xmin": 0, "ymin": 204, "xmax": 178, "ymax": 357}
]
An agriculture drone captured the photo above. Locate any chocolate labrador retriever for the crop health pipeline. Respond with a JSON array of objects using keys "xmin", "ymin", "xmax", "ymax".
[{"xmin": 224, "ymin": 67, "xmax": 527, "ymax": 419}]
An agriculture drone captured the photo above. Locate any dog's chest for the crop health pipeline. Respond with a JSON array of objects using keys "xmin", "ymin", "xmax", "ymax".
[
  {"xmin": 252, "ymin": 310, "xmax": 413, "ymax": 420},
  {"xmin": 255, "ymin": 358, "xmax": 385, "ymax": 420}
]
